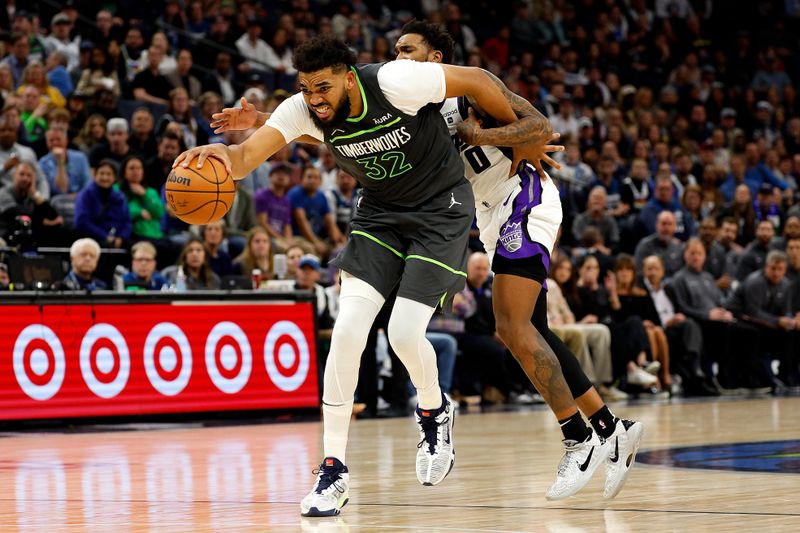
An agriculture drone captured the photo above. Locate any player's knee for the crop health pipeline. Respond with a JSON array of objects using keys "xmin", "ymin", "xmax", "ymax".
[{"xmin": 387, "ymin": 323, "xmax": 420, "ymax": 355}]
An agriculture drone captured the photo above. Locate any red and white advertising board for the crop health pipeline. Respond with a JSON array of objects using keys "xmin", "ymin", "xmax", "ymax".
[{"xmin": 0, "ymin": 299, "xmax": 319, "ymax": 420}]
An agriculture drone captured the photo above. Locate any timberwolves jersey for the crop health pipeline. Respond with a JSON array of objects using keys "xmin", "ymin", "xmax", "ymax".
[
  {"xmin": 440, "ymin": 96, "xmax": 516, "ymax": 209},
  {"xmin": 319, "ymin": 64, "xmax": 466, "ymax": 208}
]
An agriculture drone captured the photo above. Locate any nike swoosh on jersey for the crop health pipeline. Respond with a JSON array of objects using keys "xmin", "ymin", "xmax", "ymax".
[{"xmin": 578, "ymin": 447, "xmax": 595, "ymax": 472}]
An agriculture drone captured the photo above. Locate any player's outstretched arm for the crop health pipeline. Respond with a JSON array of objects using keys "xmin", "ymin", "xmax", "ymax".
[
  {"xmin": 458, "ymin": 69, "xmax": 553, "ymax": 148},
  {"xmin": 172, "ymin": 125, "xmax": 288, "ymax": 180}
]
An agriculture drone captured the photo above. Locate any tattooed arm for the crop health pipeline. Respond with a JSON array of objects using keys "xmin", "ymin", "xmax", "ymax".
[{"xmin": 457, "ymin": 69, "xmax": 552, "ymax": 148}]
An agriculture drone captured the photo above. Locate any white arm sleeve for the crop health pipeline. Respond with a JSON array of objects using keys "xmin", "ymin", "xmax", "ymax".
[
  {"xmin": 376, "ymin": 60, "xmax": 446, "ymax": 116},
  {"xmin": 264, "ymin": 93, "xmax": 324, "ymax": 142}
]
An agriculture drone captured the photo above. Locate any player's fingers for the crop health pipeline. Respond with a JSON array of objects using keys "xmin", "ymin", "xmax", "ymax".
[
  {"xmin": 542, "ymin": 155, "xmax": 562, "ymax": 170},
  {"xmin": 543, "ymin": 144, "xmax": 565, "ymax": 152},
  {"xmin": 550, "ymin": 132, "xmax": 561, "ymax": 140},
  {"xmin": 173, "ymin": 149, "xmax": 193, "ymax": 168}
]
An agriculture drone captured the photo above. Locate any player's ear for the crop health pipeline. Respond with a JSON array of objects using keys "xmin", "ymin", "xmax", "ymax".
[
  {"xmin": 431, "ymin": 50, "xmax": 443, "ymax": 63},
  {"xmin": 345, "ymin": 70, "xmax": 356, "ymax": 90}
]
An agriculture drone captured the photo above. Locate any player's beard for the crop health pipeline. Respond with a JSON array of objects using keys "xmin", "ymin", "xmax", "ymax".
[{"xmin": 308, "ymin": 92, "xmax": 351, "ymax": 130}]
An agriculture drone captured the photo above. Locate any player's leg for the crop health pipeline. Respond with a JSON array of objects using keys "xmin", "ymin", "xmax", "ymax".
[
  {"xmin": 527, "ymin": 286, "xmax": 643, "ymax": 499},
  {"xmin": 301, "ymin": 272, "xmax": 385, "ymax": 517},
  {"xmin": 393, "ymin": 179, "xmax": 474, "ymax": 486}
]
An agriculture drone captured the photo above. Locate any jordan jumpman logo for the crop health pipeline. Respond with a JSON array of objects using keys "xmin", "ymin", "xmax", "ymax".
[{"xmin": 449, "ymin": 192, "xmax": 462, "ymax": 209}]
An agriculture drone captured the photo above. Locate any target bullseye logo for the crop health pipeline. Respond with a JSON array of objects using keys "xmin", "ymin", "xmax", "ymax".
[
  {"xmin": 205, "ymin": 322, "xmax": 252, "ymax": 394},
  {"xmin": 264, "ymin": 321, "xmax": 309, "ymax": 392},
  {"xmin": 80, "ymin": 323, "xmax": 130, "ymax": 398},
  {"xmin": 144, "ymin": 323, "xmax": 192, "ymax": 396},
  {"xmin": 13, "ymin": 324, "xmax": 66, "ymax": 400}
]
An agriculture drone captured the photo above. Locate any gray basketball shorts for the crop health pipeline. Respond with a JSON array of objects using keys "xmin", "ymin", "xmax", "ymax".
[{"xmin": 333, "ymin": 179, "xmax": 475, "ymax": 311}]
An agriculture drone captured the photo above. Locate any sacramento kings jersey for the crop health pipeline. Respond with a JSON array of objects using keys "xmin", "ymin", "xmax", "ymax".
[
  {"xmin": 440, "ymin": 96, "xmax": 516, "ymax": 208},
  {"xmin": 318, "ymin": 64, "xmax": 466, "ymax": 208}
]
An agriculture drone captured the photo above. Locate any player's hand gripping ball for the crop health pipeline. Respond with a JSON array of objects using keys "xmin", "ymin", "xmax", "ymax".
[{"xmin": 165, "ymin": 156, "xmax": 235, "ymax": 224}]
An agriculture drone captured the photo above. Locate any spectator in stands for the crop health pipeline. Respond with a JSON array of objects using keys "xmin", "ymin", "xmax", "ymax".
[
  {"xmin": 547, "ymin": 256, "xmax": 621, "ymax": 401},
  {"xmin": 164, "ymin": 236, "xmax": 221, "ymax": 290},
  {"xmin": 620, "ymin": 158, "xmax": 651, "ymax": 217},
  {"xmin": 727, "ymin": 250, "xmax": 797, "ymax": 386},
  {"xmin": 156, "ymin": 88, "xmax": 198, "ymax": 148},
  {"xmin": 132, "ymin": 45, "xmax": 172, "ymax": 105},
  {"xmin": 144, "ymin": 131, "xmax": 181, "ymax": 193},
  {"xmin": 642, "ymin": 255, "xmax": 717, "ymax": 396},
  {"xmin": 44, "ymin": 52, "xmax": 73, "ymax": 106},
  {"xmin": 45, "ymin": 13, "xmax": 80, "ymax": 72},
  {"xmin": 743, "ymin": 142, "xmax": 788, "ymax": 193},
  {"xmin": 128, "ymin": 108, "xmax": 157, "ymax": 161},
  {"xmin": 572, "ymin": 186, "xmax": 619, "ymax": 252},
  {"xmin": 74, "ymin": 114, "xmax": 106, "ymax": 154},
  {"xmin": 61, "ymin": 237, "xmax": 107, "ymax": 291},
  {"xmin": 639, "ymin": 175, "xmax": 696, "ymax": 241},
  {"xmin": 255, "ymin": 163, "xmax": 295, "ymax": 249},
  {"xmin": 284, "ymin": 243, "xmax": 307, "ymax": 280},
  {"xmin": 39, "ymin": 127, "xmax": 91, "ymax": 196},
  {"xmin": 236, "ymin": 20, "xmax": 272, "ymax": 80},
  {"xmin": 2, "ymin": 33, "xmax": 31, "ymax": 88},
  {"xmin": 0, "ymin": 161, "xmax": 63, "ymax": 240},
  {"xmin": 754, "ymin": 184, "xmax": 783, "ymax": 230},
  {"xmin": 166, "ymin": 49, "xmax": 202, "ymax": 102},
  {"xmin": 586, "ymin": 155, "xmax": 622, "ymax": 214},
  {"xmin": 294, "ymin": 254, "xmax": 334, "ymax": 330},
  {"xmin": 89, "ymin": 118, "xmax": 136, "ymax": 170},
  {"xmin": 123, "ymin": 241, "xmax": 168, "ymax": 291},
  {"xmin": 614, "ymin": 254, "xmax": 671, "ymax": 392},
  {"xmin": 0, "ymin": 64, "xmax": 14, "ymax": 100},
  {"xmin": 233, "ymin": 226, "xmax": 273, "ymax": 279},
  {"xmin": 0, "ymin": 115, "xmax": 49, "ymax": 197},
  {"xmin": 202, "ymin": 220, "xmax": 234, "ymax": 278},
  {"xmin": 75, "ymin": 45, "xmax": 121, "ymax": 99},
  {"xmin": 736, "ymin": 220, "xmax": 775, "ymax": 281},
  {"xmin": 74, "ymin": 159, "xmax": 131, "ymax": 249},
  {"xmin": 116, "ymin": 155, "xmax": 165, "ymax": 244},
  {"xmin": 634, "ymin": 211, "xmax": 684, "ymax": 277},
  {"xmin": 324, "ymin": 169, "xmax": 358, "ymax": 235},
  {"xmin": 669, "ymin": 238, "xmax": 764, "ymax": 390},
  {"xmin": 772, "ymin": 216, "xmax": 800, "ymax": 251},
  {"xmin": 569, "ymin": 254, "xmax": 656, "ymax": 388},
  {"xmin": 17, "ymin": 62, "xmax": 65, "ymax": 109},
  {"xmin": 681, "ymin": 184, "xmax": 704, "ymax": 228},
  {"xmin": 202, "ymin": 51, "xmax": 239, "ymax": 106},
  {"xmin": 314, "ymin": 144, "xmax": 339, "ymax": 191},
  {"xmin": 19, "ymin": 86, "xmax": 48, "ymax": 148},
  {"xmin": 196, "ymin": 91, "xmax": 225, "ymax": 146},
  {"xmin": 289, "ymin": 166, "xmax": 344, "ymax": 258},
  {"xmin": 697, "ymin": 217, "xmax": 733, "ymax": 294},
  {"xmin": 720, "ymin": 184, "xmax": 757, "ymax": 246},
  {"xmin": 264, "ymin": 27, "xmax": 298, "ymax": 91}
]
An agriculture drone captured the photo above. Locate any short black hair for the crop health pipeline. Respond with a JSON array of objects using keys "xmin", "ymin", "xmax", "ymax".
[
  {"xmin": 400, "ymin": 20, "xmax": 455, "ymax": 64},
  {"xmin": 293, "ymin": 35, "xmax": 356, "ymax": 74}
]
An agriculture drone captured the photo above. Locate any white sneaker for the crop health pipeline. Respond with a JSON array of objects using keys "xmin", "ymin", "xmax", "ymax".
[
  {"xmin": 300, "ymin": 457, "xmax": 350, "ymax": 517},
  {"xmin": 603, "ymin": 419, "xmax": 644, "ymax": 499},
  {"xmin": 643, "ymin": 361, "xmax": 661, "ymax": 375},
  {"xmin": 545, "ymin": 430, "xmax": 614, "ymax": 500},
  {"xmin": 627, "ymin": 366, "xmax": 658, "ymax": 386},
  {"xmin": 597, "ymin": 384, "xmax": 629, "ymax": 401},
  {"xmin": 415, "ymin": 394, "xmax": 456, "ymax": 486}
]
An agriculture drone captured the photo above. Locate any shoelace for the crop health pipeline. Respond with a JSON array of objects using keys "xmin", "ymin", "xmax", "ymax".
[
  {"xmin": 417, "ymin": 414, "xmax": 447, "ymax": 455},
  {"xmin": 312, "ymin": 465, "xmax": 346, "ymax": 494}
]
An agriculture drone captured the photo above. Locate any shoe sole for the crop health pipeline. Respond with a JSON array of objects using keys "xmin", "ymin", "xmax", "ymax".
[
  {"xmin": 604, "ymin": 423, "xmax": 644, "ymax": 499},
  {"xmin": 545, "ymin": 438, "xmax": 615, "ymax": 501},
  {"xmin": 420, "ymin": 398, "xmax": 456, "ymax": 486},
  {"xmin": 300, "ymin": 495, "xmax": 350, "ymax": 517}
]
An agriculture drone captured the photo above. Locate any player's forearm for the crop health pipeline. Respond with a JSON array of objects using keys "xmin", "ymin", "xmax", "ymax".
[
  {"xmin": 466, "ymin": 71, "xmax": 517, "ymax": 127},
  {"xmin": 471, "ymin": 70, "xmax": 552, "ymax": 147}
]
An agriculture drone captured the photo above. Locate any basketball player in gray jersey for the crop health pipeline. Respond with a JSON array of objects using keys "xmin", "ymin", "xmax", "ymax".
[
  {"xmin": 394, "ymin": 21, "xmax": 644, "ymax": 501},
  {"xmin": 177, "ymin": 35, "xmax": 565, "ymax": 517}
]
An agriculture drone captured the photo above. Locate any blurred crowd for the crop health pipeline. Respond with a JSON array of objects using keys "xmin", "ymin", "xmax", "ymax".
[{"xmin": 1, "ymin": 0, "xmax": 799, "ymax": 412}]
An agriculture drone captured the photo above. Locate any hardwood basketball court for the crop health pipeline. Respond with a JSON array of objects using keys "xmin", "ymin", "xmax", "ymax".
[{"xmin": 1, "ymin": 397, "xmax": 797, "ymax": 532}]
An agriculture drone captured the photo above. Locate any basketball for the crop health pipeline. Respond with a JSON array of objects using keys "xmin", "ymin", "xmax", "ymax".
[{"xmin": 165, "ymin": 156, "xmax": 236, "ymax": 225}]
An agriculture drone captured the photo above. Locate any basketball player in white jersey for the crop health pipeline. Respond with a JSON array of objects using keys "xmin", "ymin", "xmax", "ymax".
[{"xmin": 209, "ymin": 26, "xmax": 642, "ymax": 501}]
